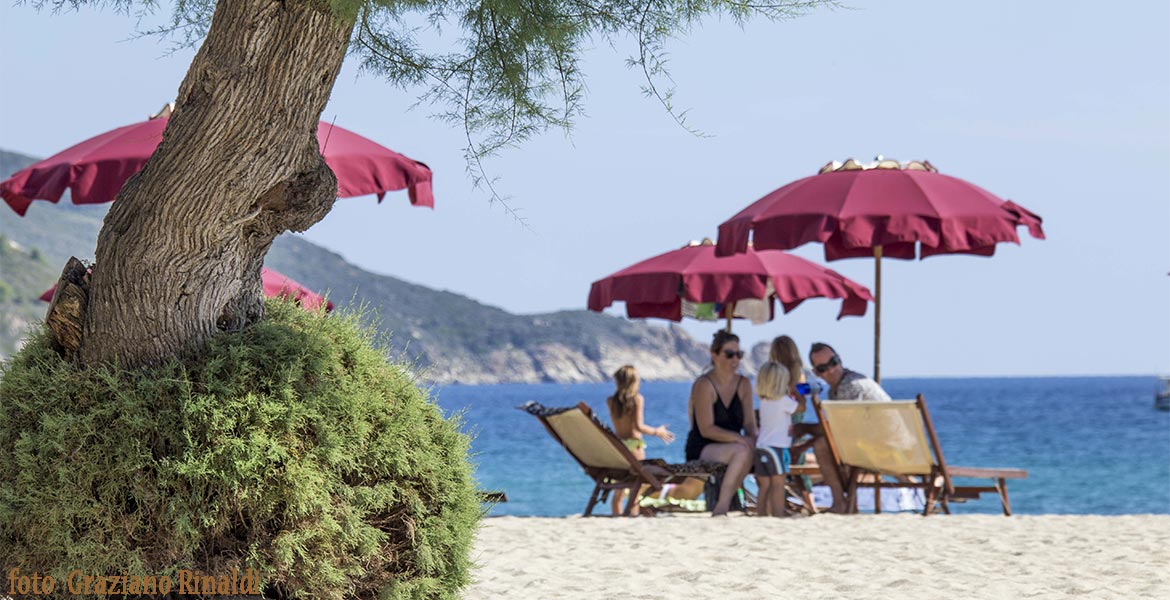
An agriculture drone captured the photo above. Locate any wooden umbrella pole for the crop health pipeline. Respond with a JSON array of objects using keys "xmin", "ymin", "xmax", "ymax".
[
  {"xmin": 873, "ymin": 246, "xmax": 882, "ymax": 383},
  {"xmin": 725, "ymin": 301, "xmax": 735, "ymax": 333}
]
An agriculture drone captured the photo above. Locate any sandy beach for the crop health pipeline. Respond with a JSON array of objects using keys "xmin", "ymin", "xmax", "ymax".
[{"xmin": 467, "ymin": 514, "xmax": 1170, "ymax": 599}]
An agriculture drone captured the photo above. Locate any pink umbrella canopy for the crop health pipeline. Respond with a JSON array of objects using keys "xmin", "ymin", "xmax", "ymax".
[
  {"xmin": 588, "ymin": 239, "xmax": 872, "ymax": 327},
  {"xmin": 714, "ymin": 158, "xmax": 1045, "ymax": 380},
  {"xmin": 40, "ymin": 267, "xmax": 333, "ymax": 312},
  {"xmin": 716, "ymin": 159, "xmax": 1044, "ymax": 259},
  {"xmin": 2, "ymin": 107, "xmax": 434, "ymax": 216}
]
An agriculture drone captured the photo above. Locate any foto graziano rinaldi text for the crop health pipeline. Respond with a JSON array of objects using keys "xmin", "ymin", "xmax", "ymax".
[{"xmin": 7, "ymin": 568, "xmax": 262, "ymax": 596}]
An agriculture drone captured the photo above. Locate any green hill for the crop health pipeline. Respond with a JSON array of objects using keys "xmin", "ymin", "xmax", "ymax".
[
  {"xmin": 0, "ymin": 150, "xmax": 71, "ymax": 356},
  {"xmin": 0, "ymin": 149, "xmax": 708, "ymax": 382}
]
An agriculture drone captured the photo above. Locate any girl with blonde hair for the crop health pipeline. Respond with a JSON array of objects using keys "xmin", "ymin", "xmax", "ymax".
[
  {"xmin": 607, "ymin": 365, "xmax": 675, "ymax": 515},
  {"xmin": 770, "ymin": 335, "xmax": 849, "ymax": 513},
  {"xmin": 769, "ymin": 335, "xmax": 807, "ymax": 399},
  {"xmin": 754, "ymin": 361, "xmax": 805, "ymax": 516}
]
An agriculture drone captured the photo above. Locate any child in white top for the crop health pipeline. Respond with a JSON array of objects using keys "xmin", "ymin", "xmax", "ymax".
[{"xmin": 755, "ymin": 361, "xmax": 806, "ymax": 517}]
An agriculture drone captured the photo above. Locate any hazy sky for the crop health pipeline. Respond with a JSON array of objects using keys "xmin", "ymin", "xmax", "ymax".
[{"xmin": 2, "ymin": 1, "xmax": 1167, "ymax": 377}]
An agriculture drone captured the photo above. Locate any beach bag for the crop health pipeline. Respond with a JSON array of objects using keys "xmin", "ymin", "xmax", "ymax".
[{"xmin": 703, "ymin": 473, "xmax": 744, "ymax": 512}]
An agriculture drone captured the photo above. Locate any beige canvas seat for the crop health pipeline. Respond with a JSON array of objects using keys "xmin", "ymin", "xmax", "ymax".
[
  {"xmin": 816, "ymin": 395, "xmax": 1027, "ymax": 515},
  {"xmin": 521, "ymin": 401, "xmax": 723, "ymax": 516}
]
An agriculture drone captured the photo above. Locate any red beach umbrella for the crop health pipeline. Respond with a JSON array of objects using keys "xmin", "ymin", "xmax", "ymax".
[
  {"xmin": 715, "ymin": 158, "xmax": 1045, "ymax": 380},
  {"xmin": 40, "ymin": 267, "xmax": 333, "ymax": 312},
  {"xmin": 588, "ymin": 239, "xmax": 872, "ymax": 331},
  {"xmin": 258, "ymin": 268, "xmax": 334, "ymax": 312},
  {"xmin": 2, "ymin": 105, "xmax": 434, "ymax": 215}
]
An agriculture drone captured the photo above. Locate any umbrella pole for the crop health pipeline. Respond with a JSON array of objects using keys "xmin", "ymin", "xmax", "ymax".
[
  {"xmin": 725, "ymin": 301, "xmax": 735, "ymax": 333},
  {"xmin": 873, "ymin": 246, "xmax": 882, "ymax": 383}
]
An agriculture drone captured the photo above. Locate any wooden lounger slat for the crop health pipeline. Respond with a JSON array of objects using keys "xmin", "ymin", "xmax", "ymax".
[
  {"xmin": 946, "ymin": 466, "xmax": 1028, "ymax": 479},
  {"xmin": 951, "ymin": 487, "xmax": 994, "ymax": 499}
]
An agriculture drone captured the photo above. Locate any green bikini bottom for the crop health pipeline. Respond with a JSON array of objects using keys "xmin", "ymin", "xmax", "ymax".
[{"xmin": 621, "ymin": 438, "xmax": 646, "ymax": 451}]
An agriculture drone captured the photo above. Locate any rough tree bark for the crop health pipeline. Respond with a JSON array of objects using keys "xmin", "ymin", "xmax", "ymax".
[{"xmin": 79, "ymin": 0, "xmax": 355, "ymax": 367}]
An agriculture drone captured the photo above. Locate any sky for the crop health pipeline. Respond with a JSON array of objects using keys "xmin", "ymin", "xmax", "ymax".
[{"xmin": 1, "ymin": 1, "xmax": 1168, "ymax": 378}]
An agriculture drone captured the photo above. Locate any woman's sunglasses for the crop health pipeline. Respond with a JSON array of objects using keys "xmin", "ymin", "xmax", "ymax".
[
  {"xmin": 814, "ymin": 355, "xmax": 840, "ymax": 374},
  {"xmin": 722, "ymin": 350, "xmax": 745, "ymax": 359}
]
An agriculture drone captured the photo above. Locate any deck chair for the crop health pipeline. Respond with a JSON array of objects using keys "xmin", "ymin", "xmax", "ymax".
[
  {"xmin": 520, "ymin": 401, "xmax": 724, "ymax": 516},
  {"xmin": 815, "ymin": 394, "xmax": 1027, "ymax": 516},
  {"xmin": 782, "ymin": 463, "xmax": 826, "ymax": 516}
]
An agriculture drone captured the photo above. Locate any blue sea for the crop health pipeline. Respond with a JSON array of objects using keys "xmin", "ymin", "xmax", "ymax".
[{"xmin": 433, "ymin": 376, "xmax": 1170, "ymax": 516}]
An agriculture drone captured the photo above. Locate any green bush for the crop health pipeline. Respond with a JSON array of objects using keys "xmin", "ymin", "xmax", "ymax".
[{"xmin": 0, "ymin": 300, "xmax": 480, "ymax": 599}]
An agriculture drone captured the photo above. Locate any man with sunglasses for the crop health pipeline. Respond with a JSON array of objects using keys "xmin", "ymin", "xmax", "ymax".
[
  {"xmin": 801, "ymin": 342, "xmax": 893, "ymax": 513},
  {"xmin": 809, "ymin": 342, "xmax": 891, "ymax": 401}
]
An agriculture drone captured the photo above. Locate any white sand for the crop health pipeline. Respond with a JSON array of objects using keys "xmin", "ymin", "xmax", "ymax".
[{"xmin": 467, "ymin": 514, "xmax": 1170, "ymax": 599}]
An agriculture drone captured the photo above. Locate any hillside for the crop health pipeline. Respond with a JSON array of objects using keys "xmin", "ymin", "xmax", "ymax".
[{"xmin": 0, "ymin": 149, "xmax": 711, "ymax": 383}]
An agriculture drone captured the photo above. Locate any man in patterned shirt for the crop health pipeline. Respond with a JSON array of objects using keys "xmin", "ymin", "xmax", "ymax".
[{"xmin": 809, "ymin": 342, "xmax": 891, "ymax": 401}]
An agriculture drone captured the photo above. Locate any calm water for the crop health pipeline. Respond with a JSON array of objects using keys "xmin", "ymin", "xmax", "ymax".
[{"xmin": 434, "ymin": 377, "xmax": 1170, "ymax": 516}]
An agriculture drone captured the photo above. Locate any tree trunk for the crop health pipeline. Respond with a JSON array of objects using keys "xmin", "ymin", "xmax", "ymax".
[{"xmin": 80, "ymin": 0, "xmax": 355, "ymax": 367}]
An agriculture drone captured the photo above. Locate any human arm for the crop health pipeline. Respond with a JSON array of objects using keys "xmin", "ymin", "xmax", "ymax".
[
  {"xmin": 740, "ymin": 377, "xmax": 759, "ymax": 440},
  {"xmin": 634, "ymin": 394, "xmax": 675, "ymax": 442}
]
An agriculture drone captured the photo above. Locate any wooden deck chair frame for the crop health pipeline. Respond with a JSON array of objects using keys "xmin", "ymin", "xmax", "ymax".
[
  {"xmin": 528, "ymin": 402, "xmax": 719, "ymax": 516},
  {"xmin": 769, "ymin": 464, "xmax": 823, "ymax": 516},
  {"xmin": 813, "ymin": 394, "xmax": 1027, "ymax": 516}
]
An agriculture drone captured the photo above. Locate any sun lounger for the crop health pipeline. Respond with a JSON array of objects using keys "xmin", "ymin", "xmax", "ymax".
[
  {"xmin": 520, "ymin": 401, "xmax": 725, "ymax": 516},
  {"xmin": 479, "ymin": 491, "xmax": 508, "ymax": 503},
  {"xmin": 815, "ymin": 394, "xmax": 1027, "ymax": 515}
]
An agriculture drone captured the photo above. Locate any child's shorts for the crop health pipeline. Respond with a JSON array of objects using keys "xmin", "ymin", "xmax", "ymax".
[{"xmin": 754, "ymin": 446, "xmax": 791, "ymax": 476}]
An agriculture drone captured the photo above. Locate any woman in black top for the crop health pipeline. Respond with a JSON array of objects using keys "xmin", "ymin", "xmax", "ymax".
[{"xmin": 685, "ymin": 330, "xmax": 757, "ymax": 516}]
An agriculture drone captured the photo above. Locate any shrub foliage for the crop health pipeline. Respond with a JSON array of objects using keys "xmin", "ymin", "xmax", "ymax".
[{"xmin": 0, "ymin": 300, "xmax": 480, "ymax": 599}]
